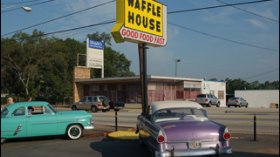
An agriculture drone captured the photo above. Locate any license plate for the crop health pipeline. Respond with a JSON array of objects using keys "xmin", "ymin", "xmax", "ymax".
[{"xmin": 189, "ymin": 141, "xmax": 202, "ymax": 149}]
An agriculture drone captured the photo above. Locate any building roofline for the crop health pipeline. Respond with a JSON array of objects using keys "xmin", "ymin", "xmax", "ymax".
[
  {"xmin": 204, "ymin": 80, "xmax": 226, "ymax": 83},
  {"xmin": 75, "ymin": 75, "xmax": 204, "ymax": 84}
]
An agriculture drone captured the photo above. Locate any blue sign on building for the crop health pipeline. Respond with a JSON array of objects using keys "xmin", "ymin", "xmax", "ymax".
[{"xmin": 89, "ymin": 40, "xmax": 103, "ymax": 50}]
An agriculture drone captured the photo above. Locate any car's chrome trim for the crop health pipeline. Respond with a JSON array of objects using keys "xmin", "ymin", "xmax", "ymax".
[
  {"xmin": 84, "ymin": 126, "xmax": 95, "ymax": 130},
  {"xmin": 168, "ymin": 138, "xmax": 217, "ymax": 143},
  {"xmin": 79, "ymin": 119, "xmax": 87, "ymax": 122},
  {"xmin": 155, "ymin": 147, "xmax": 233, "ymax": 157},
  {"xmin": 14, "ymin": 124, "xmax": 22, "ymax": 135},
  {"xmin": 1, "ymin": 129, "xmax": 22, "ymax": 133},
  {"xmin": 32, "ymin": 119, "xmax": 88, "ymax": 125}
]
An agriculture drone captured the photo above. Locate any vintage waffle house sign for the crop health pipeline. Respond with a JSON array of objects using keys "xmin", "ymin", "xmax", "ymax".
[{"xmin": 111, "ymin": 0, "xmax": 168, "ymax": 47}]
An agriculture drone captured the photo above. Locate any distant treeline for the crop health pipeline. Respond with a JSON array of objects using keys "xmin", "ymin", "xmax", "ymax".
[{"xmin": 209, "ymin": 78, "xmax": 279, "ymax": 94}]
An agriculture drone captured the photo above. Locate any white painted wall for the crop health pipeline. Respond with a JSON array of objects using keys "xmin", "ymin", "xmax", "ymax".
[
  {"xmin": 235, "ymin": 90, "xmax": 279, "ymax": 108},
  {"xmin": 201, "ymin": 81, "xmax": 226, "ymax": 107}
]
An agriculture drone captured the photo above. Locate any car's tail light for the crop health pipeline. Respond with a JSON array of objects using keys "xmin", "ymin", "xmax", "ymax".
[
  {"xmin": 113, "ymin": 104, "xmax": 115, "ymax": 106},
  {"xmin": 224, "ymin": 133, "xmax": 231, "ymax": 140},
  {"xmin": 97, "ymin": 102, "xmax": 101, "ymax": 106},
  {"xmin": 157, "ymin": 131, "xmax": 165, "ymax": 143},
  {"xmin": 227, "ymin": 100, "xmax": 229, "ymax": 102},
  {"xmin": 235, "ymin": 100, "xmax": 239, "ymax": 103},
  {"xmin": 223, "ymin": 128, "xmax": 231, "ymax": 140},
  {"xmin": 206, "ymin": 98, "xmax": 208, "ymax": 102},
  {"xmin": 157, "ymin": 136, "xmax": 165, "ymax": 143}
]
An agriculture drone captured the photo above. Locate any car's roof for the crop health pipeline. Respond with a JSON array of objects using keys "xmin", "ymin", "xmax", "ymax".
[
  {"xmin": 4, "ymin": 101, "xmax": 49, "ymax": 110},
  {"xmin": 150, "ymin": 101, "xmax": 204, "ymax": 114}
]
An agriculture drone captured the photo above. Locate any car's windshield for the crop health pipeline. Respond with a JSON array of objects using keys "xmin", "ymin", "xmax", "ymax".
[
  {"xmin": 153, "ymin": 108, "xmax": 209, "ymax": 123},
  {"xmin": 1, "ymin": 108, "xmax": 9, "ymax": 118},
  {"xmin": 47, "ymin": 104, "xmax": 57, "ymax": 113}
]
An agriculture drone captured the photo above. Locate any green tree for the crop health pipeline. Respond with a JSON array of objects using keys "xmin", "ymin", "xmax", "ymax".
[
  {"xmin": 1, "ymin": 30, "xmax": 61, "ymax": 96},
  {"xmin": 209, "ymin": 78, "xmax": 218, "ymax": 81}
]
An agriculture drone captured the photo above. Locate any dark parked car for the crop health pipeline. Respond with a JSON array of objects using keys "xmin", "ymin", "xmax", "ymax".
[
  {"xmin": 136, "ymin": 101, "xmax": 232, "ymax": 157},
  {"xmin": 227, "ymin": 97, "xmax": 248, "ymax": 108},
  {"xmin": 109, "ymin": 101, "xmax": 125, "ymax": 110}
]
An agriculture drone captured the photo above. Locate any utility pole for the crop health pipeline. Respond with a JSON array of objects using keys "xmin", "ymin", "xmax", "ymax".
[{"xmin": 175, "ymin": 59, "xmax": 181, "ymax": 77}]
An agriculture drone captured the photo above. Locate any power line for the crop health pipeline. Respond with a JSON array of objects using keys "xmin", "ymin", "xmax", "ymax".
[
  {"xmin": 1, "ymin": 0, "xmax": 116, "ymax": 37},
  {"xmin": 1, "ymin": 20, "xmax": 116, "ymax": 44},
  {"xmin": 180, "ymin": 61, "xmax": 278, "ymax": 75},
  {"xmin": 242, "ymin": 69, "xmax": 279, "ymax": 79},
  {"xmin": 1, "ymin": 0, "xmax": 41, "ymax": 5},
  {"xmin": 55, "ymin": 19, "xmax": 116, "ymax": 39},
  {"xmin": 168, "ymin": 0, "xmax": 273, "ymax": 14},
  {"xmin": 1, "ymin": 0, "xmax": 270, "ymax": 37},
  {"xmin": 216, "ymin": 0, "xmax": 279, "ymax": 23},
  {"xmin": 155, "ymin": 62, "xmax": 174, "ymax": 75},
  {"xmin": 1, "ymin": 0, "xmax": 55, "ymax": 13},
  {"xmin": 169, "ymin": 22, "xmax": 278, "ymax": 52},
  {"xmin": 130, "ymin": 61, "xmax": 174, "ymax": 69}
]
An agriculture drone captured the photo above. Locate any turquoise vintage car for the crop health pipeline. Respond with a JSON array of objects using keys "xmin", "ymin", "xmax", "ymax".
[{"xmin": 1, "ymin": 101, "xmax": 94, "ymax": 144}]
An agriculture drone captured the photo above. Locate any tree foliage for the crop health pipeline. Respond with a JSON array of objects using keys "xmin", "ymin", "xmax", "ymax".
[{"xmin": 1, "ymin": 30, "xmax": 135, "ymax": 104}]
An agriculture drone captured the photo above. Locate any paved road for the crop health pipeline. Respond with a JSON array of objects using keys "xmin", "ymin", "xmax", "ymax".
[
  {"xmin": 1, "ymin": 132, "xmax": 278, "ymax": 157},
  {"xmin": 90, "ymin": 108, "xmax": 279, "ymax": 134}
]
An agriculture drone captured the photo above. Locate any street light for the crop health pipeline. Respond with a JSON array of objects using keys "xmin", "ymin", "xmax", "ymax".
[
  {"xmin": 1, "ymin": 5, "xmax": 32, "ymax": 12},
  {"xmin": 175, "ymin": 59, "xmax": 181, "ymax": 77}
]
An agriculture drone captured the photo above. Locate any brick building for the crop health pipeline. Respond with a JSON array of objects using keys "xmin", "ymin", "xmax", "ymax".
[{"xmin": 73, "ymin": 67, "xmax": 226, "ymax": 106}]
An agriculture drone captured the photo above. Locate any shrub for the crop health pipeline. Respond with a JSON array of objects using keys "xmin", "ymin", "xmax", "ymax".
[
  {"xmin": 1, "ymin": 98, "xmax": 7, "ymax": 105},
  {"xmin": 35, "ymin": 96, "xmax": 47, "ymax": 102}
]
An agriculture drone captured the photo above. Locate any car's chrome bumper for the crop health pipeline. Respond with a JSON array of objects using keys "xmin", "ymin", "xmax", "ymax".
[
  {"xmin": 84, "ymin": 125, "xmax": 95, "ymax": 130},
  {"xmin": 155, "ymin": 147, "xmax": 233, "ymax": 157}
]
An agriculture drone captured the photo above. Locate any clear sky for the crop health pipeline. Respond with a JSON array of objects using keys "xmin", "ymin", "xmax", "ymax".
[{"xmin": 1, "ymin": 0, "xmax": 279, "ymax": 83}]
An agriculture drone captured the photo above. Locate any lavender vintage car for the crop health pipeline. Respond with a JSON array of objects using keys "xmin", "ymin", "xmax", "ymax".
[{"xmin": 136, "ymin": 101, "xmax": 232, "ymax": 157}]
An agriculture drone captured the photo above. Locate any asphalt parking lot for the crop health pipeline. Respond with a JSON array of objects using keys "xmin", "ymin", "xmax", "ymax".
[{"xmin": 1, "ymin": 125, "xmax": 279, "ymax": 157}]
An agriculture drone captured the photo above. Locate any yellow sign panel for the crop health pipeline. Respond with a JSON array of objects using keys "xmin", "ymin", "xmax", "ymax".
[
  {"xmin": 111, "ymin": 0, "xmax": 167, "ymax": 47},
  {"xmin": 125, "ymin": 0, "xmax": 163, "ymax": 37}
]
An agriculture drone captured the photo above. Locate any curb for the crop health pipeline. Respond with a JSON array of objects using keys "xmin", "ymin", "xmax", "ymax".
[
  {"xmin": 108, "ymin": 131, "xmax": 139, "ymax": 140},
  {"xmin": 225, "ymin": 110, "xmax": 279, "ymax": 113},
  {"xmin": 230, "ymin": 130, "xmax": 279, "ymax": 135}
]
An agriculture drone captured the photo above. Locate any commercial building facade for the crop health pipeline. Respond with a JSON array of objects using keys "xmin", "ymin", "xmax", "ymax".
[{"xmin": 73, "ymin": 67, "xmax": 227, "ymax": 106}]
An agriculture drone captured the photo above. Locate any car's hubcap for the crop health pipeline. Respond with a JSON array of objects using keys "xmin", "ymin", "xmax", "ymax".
[{"xmin": 70, "ymin": 127, "xmax": 80, "ymax": 137}]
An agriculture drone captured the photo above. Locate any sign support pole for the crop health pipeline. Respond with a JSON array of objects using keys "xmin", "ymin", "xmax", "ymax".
[{"xmin": 139, "ymin": 44, "xmax": 149, "ymax": 116}]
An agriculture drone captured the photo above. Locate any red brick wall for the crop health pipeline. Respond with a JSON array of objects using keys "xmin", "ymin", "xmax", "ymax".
[{"xmin": 73, "ymin": 67, "xmax": 90, "ymax": 103}]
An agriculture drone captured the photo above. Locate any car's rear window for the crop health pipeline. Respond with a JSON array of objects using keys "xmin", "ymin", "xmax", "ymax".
[
  {"xmin": 99, "ymin": 97, "xmax": 108, "ymax": 101},
  {"xmin": 153, "ymin": 108, "xmax": 209, "ymax": 123},
  {"xmin": 229, "ymin": 97, "xmax": 238, "ymax": 100},
  {"xmin": 197, "ymin": 95, "xmax": 206, "ymax": 98}
]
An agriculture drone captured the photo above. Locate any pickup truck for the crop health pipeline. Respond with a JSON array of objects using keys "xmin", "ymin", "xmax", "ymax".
[{"xmin": 109, "ymin": 101, "xmax": 125, "ymax": 110}]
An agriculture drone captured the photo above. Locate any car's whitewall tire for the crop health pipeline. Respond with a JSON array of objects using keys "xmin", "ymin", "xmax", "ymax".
[{"xmin": 67, "ymin": 125, "xmax": 82, "ymax": 140}]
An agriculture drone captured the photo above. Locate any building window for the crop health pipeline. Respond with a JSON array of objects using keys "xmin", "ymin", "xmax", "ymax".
[{"xmin": 218, "ymin": 91, "xmax": 224, "ymax": 99}]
